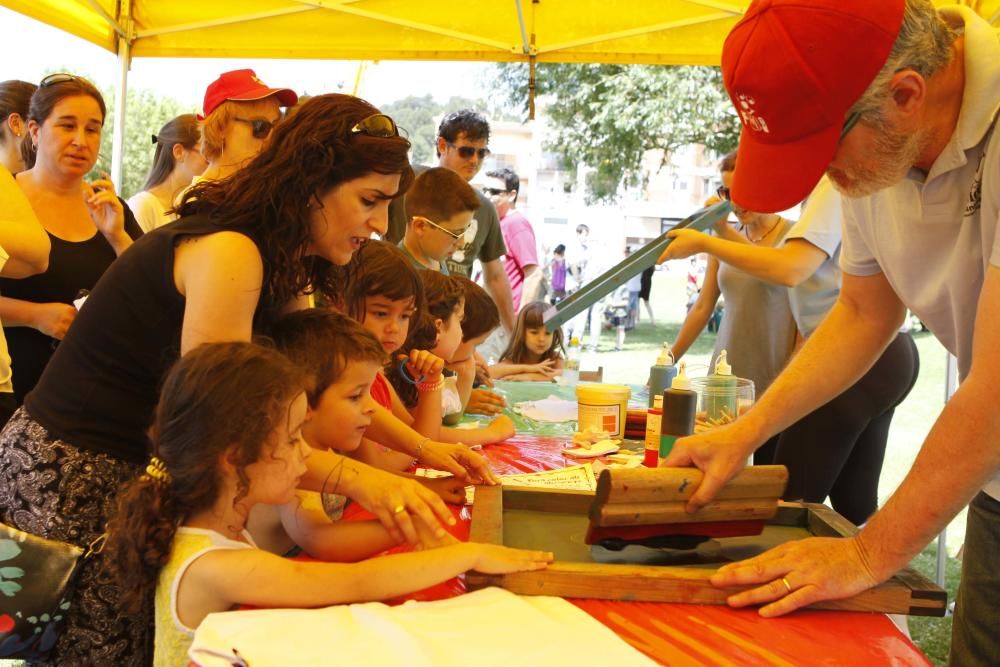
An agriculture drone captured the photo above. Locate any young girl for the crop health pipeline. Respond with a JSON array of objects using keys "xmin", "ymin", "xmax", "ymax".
[
  {"xmin": 339, "ymin": 242, "xmax": 515, "ymax": 471},
  {"xmin": 127, "ymin": 114, "xmax": 207, "ymax": 232},
  {"xmin": 491, "ymin": 301, "xmax": 565, "ymax": 381},
  {"xmin": 103, "ymin": 342, "xmax": 552, "ymax": 667}
]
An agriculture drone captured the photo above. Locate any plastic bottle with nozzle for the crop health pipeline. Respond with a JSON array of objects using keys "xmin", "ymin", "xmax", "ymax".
[
  {"xmin": 646, "ymin": 342, "xmax": 677, "ymax": 407},
  {"xmin": 704, "ymin": 350, "xmax": 738, "ymax": 421},
  {"xmin": 659, "ymin": 362, "xmax": 697, "ymax": 462}
]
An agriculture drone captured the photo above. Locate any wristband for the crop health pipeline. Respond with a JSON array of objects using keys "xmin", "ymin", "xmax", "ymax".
[
  {"xmin": 416, "ymin": 375, "xmax": 445, "ymax": 392},
  {"xmin": 397, "ymin": 357, "xmax": 426, "ymax": 385}
]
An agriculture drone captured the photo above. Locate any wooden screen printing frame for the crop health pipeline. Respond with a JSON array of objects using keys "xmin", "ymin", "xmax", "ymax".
[{"xmin": 466, "ymin": 486, "xmax": 946, "ymax": 616}]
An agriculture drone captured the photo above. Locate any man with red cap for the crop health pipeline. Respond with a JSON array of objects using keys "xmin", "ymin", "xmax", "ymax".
[{"xmin": 663, "ymin": 1, "xmax": 999, "ymax": 663}]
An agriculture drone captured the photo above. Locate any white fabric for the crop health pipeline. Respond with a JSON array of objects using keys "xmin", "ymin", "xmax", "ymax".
[
  {"xmin": 441, "ymin": 375, "xmax": 463, "ymax": 416},
  {"xmin": 839, "ymin": 6, "xmax": 1000, "ymax": 499},
  {"xmin": 513, "ymin": 395, "xmax": 578, "ymax": 422},
  {"xmin": 126, "ymin": 190, "xmax": 173, "ymax": 233},
  {"xmin": 190, "ymin": 587, "xmax": 656, "ymax": 667},
  {"xmin": 784, "ymin": 176, "xmax": 843, "ymax": 336}
]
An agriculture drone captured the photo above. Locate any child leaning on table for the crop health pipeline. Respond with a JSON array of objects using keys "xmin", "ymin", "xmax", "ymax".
[
  {"xmin": 490, "ymin": 301, "xmax": 565, "ymax": 381},
  {"xmin": 338, "ymin": 241, "xmax": 515, "ymax": 472},
  {"xmin": 102, "ymin": 342, "xmax": 553, "ymax": 667},
  {"xmin": 249, "ymin": 309, "xmax": 465, "ymax": 556}
]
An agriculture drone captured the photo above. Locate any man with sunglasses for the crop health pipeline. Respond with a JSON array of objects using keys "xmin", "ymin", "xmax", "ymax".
[
  {"xmin": 661, "ymin": 1, "xmax": 1000, "ymax": 663},
  {"xmin": 485, "ymin": 168, "xmax": 542, "ymax": 312},
  {"xmin": 386, "ymin": 110, "xmax": 516, "ymax": 337}
]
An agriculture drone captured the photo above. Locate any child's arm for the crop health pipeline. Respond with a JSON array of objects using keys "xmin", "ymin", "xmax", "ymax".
[
  {"xmin": 400, "ymin": 350, "xmax": 445, "ymax": 441},
  {"xmin": 437, "ymin": 415, "xmax": 516, "ymax": 446},
  {"xmin": 278, "ymin": 492, "xmax": 448, "ymax": 561},
  {"xmin": 449, "ymin": 356, "xmax": 477, "ymax": 411},
  {"xmin": 186, "ymin": 541, "xmax": 553, "ymax": 612},
  {"xmin": 489, "ymin": 359, "xmax": 558, "ymax": 380},
  {"xmin": 351, "ymin": 436, "xmax": 416, "ymax": 473}
]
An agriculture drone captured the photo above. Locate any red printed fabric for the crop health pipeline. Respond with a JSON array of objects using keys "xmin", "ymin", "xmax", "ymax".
[
  {"xmin": 320, "ymin": 436, "xmax": 932, "ymax": 666},
  {"xmin": 369, "ymin": 372, "xmax": 393, "ymax": 410}
]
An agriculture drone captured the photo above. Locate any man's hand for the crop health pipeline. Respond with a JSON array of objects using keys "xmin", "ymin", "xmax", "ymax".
[
  {"xmin": 660, "ymin": 418, "xmax": 760, "ymax": 512},
  {"xmin": 420, "ymin": 440, "xmax": 499, "ymax": 485},
  {"xmin": 712, "ymin": 535, "xmax": 882, "ymax": 617},
  {"xmin": 466, "ymin": 387, "xmax": 506, "ymax": 415}
]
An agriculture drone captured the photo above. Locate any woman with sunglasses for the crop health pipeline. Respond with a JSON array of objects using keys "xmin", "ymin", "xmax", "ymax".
[
  {"xmin": 0, "ymin": 93, "xmax": 495, "ymax": 665},
  {"xmin": 659, "ymin": 152, "xmax": 918, "ymax": 527},
  {"xmin": 195, "ymin": 69, "xmax": 296, "ymax": 185},
  {"xmin": 0, "ymin": 74, "xmax": 143, "ymax": 407}
]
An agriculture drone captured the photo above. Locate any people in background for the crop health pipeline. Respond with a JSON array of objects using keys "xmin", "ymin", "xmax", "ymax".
[
  {"xmin": 127, "ymin": 114, "xmax": 207, "ymax": 232},
  {"xmin": 485, "ymin": 167, "xmax": 541, "ymax": 312},
  {"xmin": 546, "ymin": 243, "xmax": 568, "ymax": 304},
  {"xmin": 0, "ymin": 74, "xmax": 143, "ymax": 405},
  {"xmin": 491, "ymin": 301, "xmax": 565, "ymax": 381},
  {"xmin": 0, "ymin": 79, "xmax": 36, "ymax": 174}
]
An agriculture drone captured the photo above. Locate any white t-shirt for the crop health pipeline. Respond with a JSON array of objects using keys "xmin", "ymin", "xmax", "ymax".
[
  {"xmin": 784, "ymin": 176, "xmax": 842, "ymax": 337},
  {"xmin": 126, "ymin": 190, "xmax": 174, "ymax": 233},
  {"xmin": 839, "ymin": 6, "xmax": 1000, "ymax": 499}
]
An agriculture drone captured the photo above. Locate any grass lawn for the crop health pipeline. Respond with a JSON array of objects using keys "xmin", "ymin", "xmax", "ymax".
[{"xmin": 575, "ymin": 267, "xmax": 961, "ymax": 664}]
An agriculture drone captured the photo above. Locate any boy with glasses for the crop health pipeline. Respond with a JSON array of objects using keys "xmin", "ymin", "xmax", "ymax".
[
  {"xmin": 385, "ymin": 110, "xmax": 516, "ymax": 337},
  {"xmin": 399, "ymin": 167, "xmax": 479, "ymax": 274}
]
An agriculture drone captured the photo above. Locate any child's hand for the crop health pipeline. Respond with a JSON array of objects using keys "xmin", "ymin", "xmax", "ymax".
[
  {"xmin": 473, "ymin": 351, "xmax": 494, "ymax": 387},
  {"xmin": 530, "ymin": 359, "xmax": 558, "ymax": 378},
  {"xmin": 417, "ymin": 476, "xmax": 468, "ymax": 505},
  {"xmin": 466, "ymin": 388, "xmax": 506, "ymax": 416},
  {"xmin": 414, "ymin": 515, "xmax": 461, "ymax": 550},
  {"xmin": 402, "ymin": 350, "xmax": 445, "ymax": 381},
  {"xmin": 469, "ymin": 543, "xmax": 554, "ymax": 573},
  {"xmin": 485, "ymin": 415, "xmax": 516, "ymax": 443}
]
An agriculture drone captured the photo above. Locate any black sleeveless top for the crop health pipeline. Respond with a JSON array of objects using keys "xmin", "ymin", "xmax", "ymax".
[
  {"xmin": 25, "ymin": 215, "xmax": 272, "ymax": 464},
  {"xmin": 0, "ymin": 200, "xmax": 143, "ymax": 403}
]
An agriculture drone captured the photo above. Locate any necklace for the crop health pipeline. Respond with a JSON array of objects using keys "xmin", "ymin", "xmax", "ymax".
[{"xmin": 744, "ymin": 216, "xmax": 782, "ymax": 244}]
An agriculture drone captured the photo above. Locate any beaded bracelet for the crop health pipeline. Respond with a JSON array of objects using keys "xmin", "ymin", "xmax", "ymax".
[{"xmin": 416, "ymin": 375, "xmax": 445, "ymax": 392}]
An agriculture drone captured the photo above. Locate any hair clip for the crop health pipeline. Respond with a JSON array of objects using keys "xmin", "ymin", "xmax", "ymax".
[
  {"xmin": 397, "ymin": 357, "xmax": 426, "ymax": 385},
  {"xmin": 143, "ymin": 456, "xmax": 172, "ymax": 487},
  {"xmin": 151, "ymin": 134, "xmax": 160, "ymax": 145}
]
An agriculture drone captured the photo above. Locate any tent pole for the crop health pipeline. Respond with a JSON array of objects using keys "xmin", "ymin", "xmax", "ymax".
[{"xmin": 111, "ymin": 0, "xmax": 133, "ymax": 193}]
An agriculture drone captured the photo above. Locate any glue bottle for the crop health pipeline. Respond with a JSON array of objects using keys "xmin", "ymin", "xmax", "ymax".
[
  {"xmin": 564, "ymin": 337, "xmax": 581, "ymax": 385},
  {"xmin": 647, "ymin": 342, "xmax": 677, "ymax": 407},
  {"xmin": 659, "ymin": 362, "xmax": 697, "ymax": 462},
  {"xmin": 704, "ymin": 350, "xmax": 738, "ymax": 422}
]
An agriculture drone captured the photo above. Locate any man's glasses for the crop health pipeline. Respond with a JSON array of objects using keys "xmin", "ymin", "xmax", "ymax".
[
  {"xmin": 716, "ymin": 185, "xmax": 731, "ymax": 201},
  {"xmin": 40, "ymin": 73, "xmax": 86, "ymax": 88},
  {"xmin": 840, "ymin": 111, "xmax": 861, "ymax": 141},
  {"xmin": 482, "ymin": 187, "xmax": 508, "ymax": 197},
  {"xmin": 448, "ymin": 143, "xmax": 490, "ymax": 160},
  {"xmin": 416, "ymin": 216, "xmax": 468, "ymax": 242},
  {"xmin": 234, "ymin": 117, "xmax": 277, "ymax": 140},
  {"xmin": 351, "ymin": 114, "xmax": 399, "ymax": 138}
]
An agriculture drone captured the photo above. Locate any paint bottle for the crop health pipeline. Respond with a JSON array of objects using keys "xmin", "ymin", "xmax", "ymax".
[
  {"xmin": 704, "ymin": 350, "xmax": 738, "ymax": 423},
  {"xmin": 564, "ymin": 337, "xmax": 581, "ymax": 385},
  {"xmin": 646, "ymin": 342, "xmax": 677, "ymax": 407},
  {"xmin": 643, "ymin": 394, "xmax": 663, "ymax": 467},
  {"xmin": 659, "ymin": 362, "xmax": 697, "ymax": 462}
]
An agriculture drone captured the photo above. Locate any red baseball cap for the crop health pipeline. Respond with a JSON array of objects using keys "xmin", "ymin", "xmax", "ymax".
[
  {"xmin": 721, "ymin": 0, "xmax": 904, "ymax": 212},
  {"xmin": 199, "ymin": 69, "xmax": 298, "ymax": 120}
]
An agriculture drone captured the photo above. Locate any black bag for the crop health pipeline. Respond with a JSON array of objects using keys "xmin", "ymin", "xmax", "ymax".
[{"xmin": 0, "ymin": 523, "xmax": 87, "ymax": 660}]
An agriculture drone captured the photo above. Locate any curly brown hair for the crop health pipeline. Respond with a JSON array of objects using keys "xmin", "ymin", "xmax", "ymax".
[
  {"xmin": 177, "ymin": 94, "xmax": 415, "ymax": 306},
  {"xmin": 102, "ymin": 342, "xmax": 308, "ymax": 613}
]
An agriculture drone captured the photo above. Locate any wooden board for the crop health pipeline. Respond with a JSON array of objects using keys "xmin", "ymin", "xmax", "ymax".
[{"xmin": 466, "ymin": 486, "xmax": 946, "ymax": 616}]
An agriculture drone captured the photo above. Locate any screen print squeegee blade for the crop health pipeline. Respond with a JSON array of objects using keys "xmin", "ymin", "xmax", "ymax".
[{"xmin": 543, "ymin": 200, "xmax": 732, "ymax": 331}]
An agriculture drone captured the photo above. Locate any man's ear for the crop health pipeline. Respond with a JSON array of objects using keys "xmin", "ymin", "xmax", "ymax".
[
  {"xmin": 435, "ymin": 136, "xmax": 448, "ymax": 157},
  {"xmin": 888, "ymin": 69, "xmax": 927, "ymax": 120}
]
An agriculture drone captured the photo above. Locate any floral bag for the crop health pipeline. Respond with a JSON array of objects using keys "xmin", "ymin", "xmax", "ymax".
[{"xmin": 0, "ymin": 523, "xmax": 86, "ymax": 660}]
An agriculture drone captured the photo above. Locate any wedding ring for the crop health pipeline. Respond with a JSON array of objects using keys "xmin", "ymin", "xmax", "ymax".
[
  {"xmin": 780, "ymin": 577, "xmax": 793, "ymax": 593},
  {"xmin": 393, "ymin": 505, "xmax": 406, "ymax": 514}
]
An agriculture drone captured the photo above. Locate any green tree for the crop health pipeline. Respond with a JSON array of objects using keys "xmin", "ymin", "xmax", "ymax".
[
  {"xmin": 489, "ymin": 64, "xmax": 741, "ymax": 202},
  {"xmin": 94, "ymin": 86, "xmax": 188, "ymax": 199}
]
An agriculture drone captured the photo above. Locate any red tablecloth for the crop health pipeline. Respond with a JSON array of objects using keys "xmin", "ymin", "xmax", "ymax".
[{"xmin": 340, "ymin": 435, "xmax": 932, "ymax": 666}]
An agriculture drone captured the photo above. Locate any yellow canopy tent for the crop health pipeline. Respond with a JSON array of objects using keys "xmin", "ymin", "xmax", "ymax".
[{"xmin": 2, "ymin": 0, "xmax": 998, "ymax": 184}]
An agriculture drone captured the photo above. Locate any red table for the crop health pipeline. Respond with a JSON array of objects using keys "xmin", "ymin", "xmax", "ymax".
[{"xmin": 343, "ymin": 435, "xmax": 933, "ymax": 666}]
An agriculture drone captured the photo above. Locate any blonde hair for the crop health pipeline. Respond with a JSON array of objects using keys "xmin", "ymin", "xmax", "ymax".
[{"xmin": 200, "ymin": 98, "xmax": 279, "ymax": 162}]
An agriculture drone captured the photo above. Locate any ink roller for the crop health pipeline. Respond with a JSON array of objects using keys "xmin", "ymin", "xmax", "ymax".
[{"xmin": 585, "ymin": 465, "xmax": 788, "ymax": 551}]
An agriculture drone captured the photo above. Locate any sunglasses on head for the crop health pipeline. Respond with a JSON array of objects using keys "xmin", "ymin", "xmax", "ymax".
[
  {"xmin": 234, "ymin": 117, "xmax": 277, "ymax": 140},
  {"xmin": 416, "ymin": 216, "xmax": 468, "ymax": 242},
  {"xmin": 448, "ymin": 143, "xmax": 490, "ymax": 160},
  {"xmin": 482, "ymin": 187, "xmax": 508, "ymax": 197},
  {"xmin": 40, "ymin": 73, "xmax": 87, "ymax": 88},
  {"xmin": 350, "ymin": 114, "xmax": 400, "ymax": 138}
]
